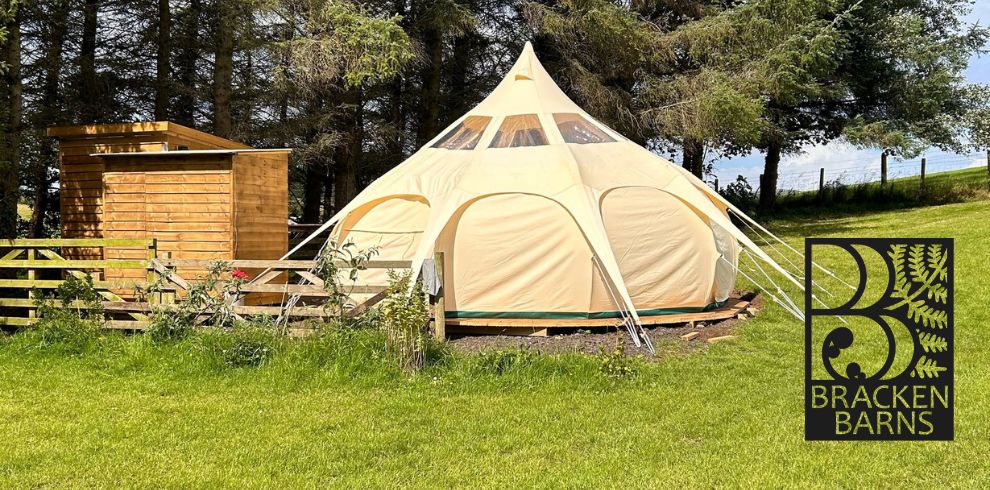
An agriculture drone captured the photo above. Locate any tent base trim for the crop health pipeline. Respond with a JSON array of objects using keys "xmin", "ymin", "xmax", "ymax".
[
  {"xmin": 446, "ymin": 301, "xmax": 724, "ymax": 320},
  {"xmin": 443, "ymin": 296, "xmax": 754, "ymax": 333}
]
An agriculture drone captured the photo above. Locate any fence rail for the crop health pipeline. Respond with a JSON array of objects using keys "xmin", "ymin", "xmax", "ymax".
[{"xmin": 0, "ymin": 239, "xmax": 442, "ymax": 333}]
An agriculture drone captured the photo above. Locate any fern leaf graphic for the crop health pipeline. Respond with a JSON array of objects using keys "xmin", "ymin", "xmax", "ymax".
[
  {"xmin": 927, "ymin": 244, "xmax": 948, "ymax": 281},
  {"xmin": 912, "ymin": 356, "xmax": 947, "ymax": 379},
  {"xmin": 906, "ymin": 300, "xmax": 948, "ymax": 329},
  {"xmin": 889, "ymin": 245, "xmax": 909, "ymax": 300},
  {"xmin": 917, "ymin": 331, "xmax": 948, "ymax": 353},
  {"xmin": 927, "ymin": 283, "xmax": 948, "ymax": 304},
  {"xmin": 908, "ymin": 244, "xmax": 930, "ymax": 283}
]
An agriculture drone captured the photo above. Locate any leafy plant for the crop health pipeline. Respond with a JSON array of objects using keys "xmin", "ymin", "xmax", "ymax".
[
  {"xmin": 314, "ymin": 239, "xmax": 379, "ymax": 320},
  {"xmin": 597, "ymin": 340, "xmax": 636, "ymax": 379},
  {"xmin": 378, "ymin": 270, "xmax": 429, "ymax": 374},
  {"xmin": 146, "ymin": 260, "xmax": 248, "ymax": 340},
  {"xmin": 35, "ymin": 273, "xmax": 104, "ymax": 321}
]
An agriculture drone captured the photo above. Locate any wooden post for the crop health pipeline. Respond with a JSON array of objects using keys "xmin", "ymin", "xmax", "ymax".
[
  {"xmin": 433, "ymin": 251, "xmax": 445, "ymax": 341},
  {"xmin": 920, "ymin": 157, "xmax": 926, "ymax": 188},
  {"xmin": 986, "ymin": 150, "xmax": 989, "ymax": 192},
  {"xmin": 818, "ymin": 167, "xmax": 825, "ymax": 200},
  {"xmin": 163, "ymin": 251, "xmax": 175, "ymax": 304},
  {"xmin": 880, "ymin": 152, "xmax": 888, "ymax": 191},
  {"xmin": 26, "ymin": 248, "xmax": 35, "ymax": 319},
  {"xmin": 147, "ymin": 239, "xmax": 158, "ymax": 305}
]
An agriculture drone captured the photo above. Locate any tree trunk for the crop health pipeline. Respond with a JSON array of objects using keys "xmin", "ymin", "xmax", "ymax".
[
  {"xmin": 682, "ymin": 138, "xmax": 704, "ymax": 179},
  {"xmin": 78, "ymin": 0, "xmax": 99, "ymax": 123},
  {"xmin": 154, "ymin": 0, "xmax": 172, "ymax": 121},
  {"xmin": 758, "ymin": 137, "xmax": 782, "ymax": 214},
  {"xmin": 416, "ymin": 26, "xmax": 442, "ymax": 147},
  {"xmin": 333, "ymin": 88, "xmax": 363, "ymax": 214},
  {"xmin": 447, "ymin": 33, "xmax": 472, "ymax": 120},
  {"xmin": 301, "ymin": 162, "xmax": 324, "ymax": 223},
  {"xmin": 0, "ymin": 0, "xmax": 21, "ymax": 238},
  {"xmin": 175, "ymin": 0, "xmax": 201, "ymax": 126},
  {"xmin": 30, "ymin": 2, "xmax": 70, "ymax": 237},
  {"xmin": 212, "ymin": 0, "xmax": 234, "ymax": 137}
]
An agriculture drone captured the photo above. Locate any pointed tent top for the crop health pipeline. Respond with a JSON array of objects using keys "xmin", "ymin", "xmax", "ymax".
[{"xmin": 469, "ymin": 41, "xmax": 584, "ymax": 116}]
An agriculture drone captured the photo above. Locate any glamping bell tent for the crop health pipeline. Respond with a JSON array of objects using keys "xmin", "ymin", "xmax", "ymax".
[{"xmin": 285, "ymin": 42, "xmax": 806, "ymax": 350}]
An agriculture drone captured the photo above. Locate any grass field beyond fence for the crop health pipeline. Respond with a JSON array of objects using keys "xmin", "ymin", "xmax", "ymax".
[{"xmin": 1, "ymin": 201, "xmax": 989, "ymax": 487}]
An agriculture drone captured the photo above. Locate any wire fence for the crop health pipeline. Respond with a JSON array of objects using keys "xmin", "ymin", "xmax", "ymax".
[{"xmin": 767, "ymin": 152, "xmax": 989, "ymax": 192}]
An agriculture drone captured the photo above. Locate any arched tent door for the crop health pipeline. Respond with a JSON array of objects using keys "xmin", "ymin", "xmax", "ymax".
[
  {"xmin": 590, "ymin": 186, "xmax": 719, "ymax": 314},
  {"xmin": 333, "ymin": 195, "xmax": 431, "ymax": 287},
  {"xmin": 436, "ymin": 193, "xmax": 596, "ymax": 318}
]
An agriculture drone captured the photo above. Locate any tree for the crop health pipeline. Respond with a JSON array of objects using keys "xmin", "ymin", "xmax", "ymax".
[
  {"xmin": 0, "ymin": 0, "xmax": 20, "ymax": 238},
  {"xmin": 155, "ymin": 0, "xmax": 172, "ymax": 120},
  {"xmin": 212, "ymin": 0, "xmax": 235, "ymax": 137},
  {"xmin": 841, "ymin": 0, "xmax": 990, "ymax": 190}
]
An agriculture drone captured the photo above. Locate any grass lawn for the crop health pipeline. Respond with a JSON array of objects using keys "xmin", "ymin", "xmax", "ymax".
[{"xmin": 2, "ymin": 201, "xmax": 988, "ymax": 487}]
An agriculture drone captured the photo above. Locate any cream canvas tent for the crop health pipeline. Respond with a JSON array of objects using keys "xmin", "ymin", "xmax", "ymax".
[{"xmin": 284, "ymin": 42, "xmax": 805, "ymax": 348}]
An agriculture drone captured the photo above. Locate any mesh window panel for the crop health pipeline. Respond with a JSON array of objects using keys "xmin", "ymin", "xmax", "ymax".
[
  {"xmin": 489, "ymin": 114, "xmax": 549, "ymax": 148},
  {"xmin": 432, "ymin": 116, "xmax": 492, "ymax": 150},
  {"xmin": 553, "ymin": 113, "xmax": 615, "ymax": 144}
]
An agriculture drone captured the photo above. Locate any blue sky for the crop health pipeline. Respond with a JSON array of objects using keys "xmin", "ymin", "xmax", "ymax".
[{"xmin": 711, "ymin": 2, "xmax": 990, "ymax": 191}]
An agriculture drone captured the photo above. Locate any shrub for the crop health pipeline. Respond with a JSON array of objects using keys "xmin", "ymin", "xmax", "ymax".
[{"xmin": 379, "ymin": 270, "xmax": 430, "ymax": 373}]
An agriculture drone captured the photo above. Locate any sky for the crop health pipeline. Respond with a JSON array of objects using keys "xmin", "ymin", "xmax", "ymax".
[{"xmin": 711, "ymin": 2, "xmax": 990, "ymax": 192}]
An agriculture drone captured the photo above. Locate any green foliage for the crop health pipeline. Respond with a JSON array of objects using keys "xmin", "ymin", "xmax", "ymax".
[
  {"xmin": 314, "ymin": 239, "xmax": 378, "ymax": 318},
  {"xmin": 273, "ymin": 0, "xmax": 414, "ymax": 90},
  {"xmin": 379, "ymin": 270, "xmax": 430, "ymax": 374},
  {"xmin": 35, "ymin": 273, "xmax": 104, "ymax": 321},
  {"xmin": 195, "ymin": 323, "xmax": 284, "ymax": 368},
  {"xmin": 596, "ymin": 341, "xmax": 636, "ymax": 379},
  {"xmin": 147, "ymin": 260, "xmax": 246, "ymax": 337},
  {"xmin": 720, "ymin": 175, "xmax": 758, "ymax": 214},
  {"xmin": 472, "ymin": 349, "xmax": 536, "ymax": 376},
  {"xmin": 0, "ymin": 0, "xmax": 14, "ymax": 74}
]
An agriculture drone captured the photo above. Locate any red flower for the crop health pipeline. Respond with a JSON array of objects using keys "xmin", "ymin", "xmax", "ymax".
[{"xmin": 231, "ymin": 269, "xmax": 250, "ymax": 281}]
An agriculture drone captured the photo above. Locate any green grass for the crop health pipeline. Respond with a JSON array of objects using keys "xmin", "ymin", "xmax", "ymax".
[
  {"xmin": 770, "ymin": 166, "xmax": 989, "ymax": 218},
  {"xmin": 2, "ymin": 201, "xmax": 990, "ymax": 487}
]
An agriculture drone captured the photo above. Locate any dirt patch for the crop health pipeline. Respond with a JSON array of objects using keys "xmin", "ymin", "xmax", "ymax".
[{"xmin": 448, "ymin": 294, "xmax": 763, "ymax": 358}]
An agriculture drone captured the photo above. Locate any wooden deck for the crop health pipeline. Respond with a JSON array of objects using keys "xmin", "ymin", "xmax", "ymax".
[{"xmin": 445, "ymin": 295, "xmax": 755, "ymax": 337}]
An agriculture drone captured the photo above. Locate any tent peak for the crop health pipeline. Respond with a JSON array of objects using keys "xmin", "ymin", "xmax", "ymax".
[{"xmin": 513, "ymin": 42, "xmax": 536, "ymax": 81}]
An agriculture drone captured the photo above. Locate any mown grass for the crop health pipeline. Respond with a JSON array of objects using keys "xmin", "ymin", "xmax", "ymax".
[{"xmin": 2, "ymin": 201, "xmax": 989, "ymax": 487}]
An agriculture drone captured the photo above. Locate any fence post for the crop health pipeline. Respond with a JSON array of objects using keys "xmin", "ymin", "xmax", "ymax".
[
  {"xmin": 147, "ymin": 239, "xmax": 158, "ymax": 305},
  {"xmin": 880, "ymin": 152, "xmax": 888, "ymax": 191},
  {"xmin": 986, "ymin": 150, "xmax": 989, "ymax": 192},
  {"xmin": 818, "ymin": 168, "xmax": 825, "ymax": 200},
  {"xmin": 163, "ymin": 252, "xmax": 175, "ymax": 304},
  {"xmin": 433, "ymin": 251, "xmax": 445, "ymax": 341},
  {"xmin": 920, "ymin": 157, "xmax": 926, "ymax": 189},
  {"xmin": 26, "ymin": 248, "xmax": 36, "ymax": 319}
]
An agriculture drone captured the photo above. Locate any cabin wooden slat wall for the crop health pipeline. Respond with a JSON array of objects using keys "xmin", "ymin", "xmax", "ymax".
[{"xmin": 49, "ymin": 122, "xmax": 289, "ymax": 290}]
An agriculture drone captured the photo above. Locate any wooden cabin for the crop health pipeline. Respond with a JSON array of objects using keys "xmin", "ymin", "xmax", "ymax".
[{"xmin": 48, "ymin": 122, "xmax": 290, "ymax": 285}]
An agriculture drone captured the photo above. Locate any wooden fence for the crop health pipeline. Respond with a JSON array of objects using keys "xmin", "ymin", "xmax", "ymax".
[{"xmin": 0, "ymin": 238, "xmax": 444, "ymax": 335}]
